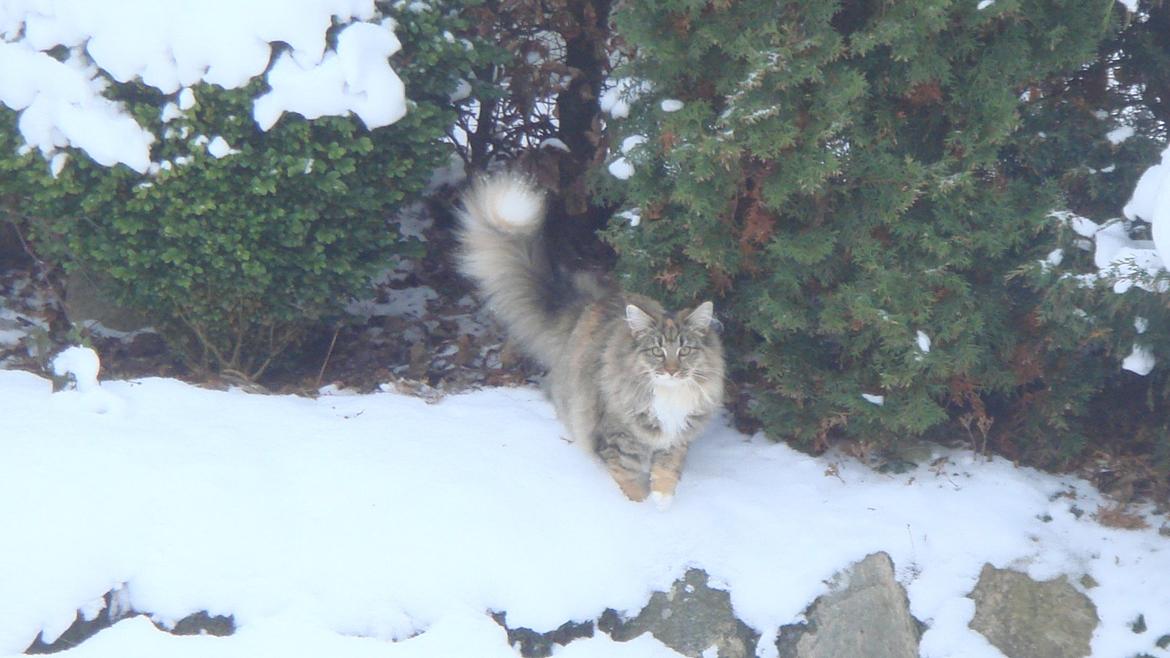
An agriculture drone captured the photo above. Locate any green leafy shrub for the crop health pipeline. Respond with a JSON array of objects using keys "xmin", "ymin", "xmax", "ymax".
[
  {"xmin": 0, "ymin": 6, "xmax": 484, "ymax": 379},
  {"xmin": 602, "ymin": 0, "xmax": 1119, "ymax": 455}
]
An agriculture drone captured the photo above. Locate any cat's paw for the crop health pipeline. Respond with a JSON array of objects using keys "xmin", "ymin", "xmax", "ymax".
[
  {"xmin": 649, "ymin": 490, "xmax": 674, "ymax": 511},
  {"xmin": 617, "ymin": 480, "xmax": 650, "ymax": 502}
]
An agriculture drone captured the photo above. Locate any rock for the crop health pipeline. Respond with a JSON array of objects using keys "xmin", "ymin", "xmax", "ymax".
[
  {"xmin": 24, "ymin": 587, "xmax": 234, "ymax": 655},
  {"xmin": 64, "ymin": 269, "xmax": 151, "ymax": 334},
  {"xmin": 169, "ymin": 611, "xmax": 235, "ymax": 636},
  {"xmin": 25, "ymin": 589, "xmax": 134, "ymax": 654},
  {"xmin": 968, "ymin": 564, "xmax": 1098, "ymax": 658},
  {"xmin": 776, "ymin": 552, "xmax": 921, "ymax": 658},
  {"xmin": 601, "ymin": 568, "xmax": 758, "ymax": 658},
  {"xmin": 490, "ymin": 612, "xmax": 593, "ymax": 658}
]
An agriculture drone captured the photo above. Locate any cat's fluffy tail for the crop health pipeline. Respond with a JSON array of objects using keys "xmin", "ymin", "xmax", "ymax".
[{"xmin": 456, "ymin": 173, "xmax": 573, "ymax": 368}]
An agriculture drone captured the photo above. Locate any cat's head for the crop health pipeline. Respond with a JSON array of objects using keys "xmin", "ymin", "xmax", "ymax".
[{"xmin": 625, "ymin": 301, "xmax": 721, "ymax": 385}]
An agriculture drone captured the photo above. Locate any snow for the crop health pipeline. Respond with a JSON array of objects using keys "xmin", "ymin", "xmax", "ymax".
[
  {"xmin": 1050, "ymin": 142, "xmax": 1170, "ymax": 377},
  {"xmin": 1054, "ymin": 210, "xmax": 1101, "ymax": 238},
  {"xmin": 27, "ymin": 612, "xmax": 522, "ymax": 658},
  {"xmin": 449, "ymin": 78, "xmax": 472, "ymax": 102},
  {"xmin": 1, "ymin": 1, "xmax": 1169, "ymax": 653},
  {"xmin": 206, "ymin": 136, "xmax": 239, "ymax": 159},
  {"xmin": 0, "ymin": 328, "xmax": 23, "ymax": 346},
  {"xmin": 393, "ymin": 203, "xmax": 433, "ymax": 240},
  {"xmin": 538, "ymin": 137, "xmax": 570, "ymax": 152},
  {"xmin": 619, "ymin": 135, "xmax": 646, "ymax": 154},
  {"xmin": 1125, "ymin": 144, "xmax": 1170, "ymax": 272},
  {"xmin": 346, "ymin": 285, "xmax": 437, "ymax": 320},
  {"xmin": 608, "ymin": 157, "xmax": 634, "ymax": 180},
  {"xmin": 1054, "ymin": 211, "xmax": 1168, "ymax": 298},
  {"xmin": 49, "ymin": 152, "xmax": 68, "ymax": 177},
  {"xmin": 0, "ymin": 1, "xmax": 407, "ymax": 172},
  {"xmin": 0, "ymin": 292, "xmax": 52, "ymax": 353},
  {"xmin": 1057, "ymin": 203, "xmax": 1170, "ymax": 374},
  {"xmin": 254, "ymin": 20, "xmax": 405, "ymax": 131},
  {"xmin": 916, "ymin": 330, "xmax": 932, "ymax": 354},
  {"xmin": 556, "ymin": 633, "xmax": 686, "ymax": 658},
  {"xmin": 160, "ymin": 102, "xmax": 183, "ymax": 123},
  {"xmin": 1107, "ymin": 125, "xmax": 1135, "ymax": 145},
  {"xmin": 1092, "ymin": 221, "xmax": 1165, "ymax": 293},
  {"xmin": 177, "ymin": 87, "xmax": 196, "ymax": 111},
  {"xmin": 1043, "ymin": 247, "xmax": 1064, "ymax": 266},
  {"xmin": 977, "ymin": 0, "xmax": 995, "ymax": 10},
  {"xmin": 618, "ymin": 210, "xmax": 642, "ymax": 227},
  {"xmin": 48, "ymin": 347, "xmax": 124, "ymax": 415},
  {"xmin": 1122, "ymin": 344, "xmax": 1156, "ymax": 375},
  {"xmin": 1, "ymin": 359, "xmax": 1169, "ymax": 657},
  {"xmin": 0, "ymin": 40, "xmax": 157, "ymax": 173},
  {"xmin": 608, "ymin": 136, "xmax": 647, "ymax": 180},
  {"xmin": 600, "ymin": 78, "xmax": 649, "ymax": 119},
  {"xmin": 51, "ymin": 345, "xmax": 101, "ymax": 391}
]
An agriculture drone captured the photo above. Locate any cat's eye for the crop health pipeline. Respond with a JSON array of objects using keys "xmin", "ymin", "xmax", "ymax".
[
  {"xmin": 652, "ymin": 347, "xmax": 665, "ymax": 357},
  {"xmin": 678, "ymin": 346, "xmax": 694, "ymax": 357}
]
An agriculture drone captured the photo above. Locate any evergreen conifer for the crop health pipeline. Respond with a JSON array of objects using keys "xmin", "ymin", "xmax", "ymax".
[{"xmin": 603, "ymin": 0, "xmax": 1118, "ymax": 452}]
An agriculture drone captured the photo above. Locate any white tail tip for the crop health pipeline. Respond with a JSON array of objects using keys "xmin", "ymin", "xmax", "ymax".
[{"xmin": 464, "ymin": 174, "xmax": 546, "ymax": 233}]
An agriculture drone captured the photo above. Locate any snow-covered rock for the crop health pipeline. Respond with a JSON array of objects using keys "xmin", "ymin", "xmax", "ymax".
[
  {"xmin": 775, "ymin": 553, "xmax": 920, "ymax": 658},
  {"xmin": 604, "ymin": 569, "xmax": 756, "ymax": 658}
]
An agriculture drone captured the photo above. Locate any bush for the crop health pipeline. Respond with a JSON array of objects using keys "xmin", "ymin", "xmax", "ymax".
[
  {"xmin": 0, "ymin": 5, "xmax": 484, "ymax": 379},
  {"xmin": 1015, "ymin": 0, "xmax": 1170, "ymax": 488},
  {"xmin": 602, "ymin": 0, "xmax": 1119, "ymax": 454}
]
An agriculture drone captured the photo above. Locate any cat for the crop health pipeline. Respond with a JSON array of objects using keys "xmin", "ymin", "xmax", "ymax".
[{"xmin": 455, "ymin": 172, "xmax": 725, "ymax": 508}]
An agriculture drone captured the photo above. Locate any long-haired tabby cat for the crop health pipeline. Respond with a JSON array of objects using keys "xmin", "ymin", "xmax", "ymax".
[{"xmin": 456, "ymin": 172, "xmax": 724, "ymax": 508}]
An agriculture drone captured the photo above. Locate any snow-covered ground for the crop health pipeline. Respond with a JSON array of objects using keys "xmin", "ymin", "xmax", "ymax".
[
  {"xmin": 4, "ymin": 1, "xmax": 1169, "ymax": 654},
  {"xmin": 2, "ymin": 351, "xmax": 1168, "ymax": 658}
]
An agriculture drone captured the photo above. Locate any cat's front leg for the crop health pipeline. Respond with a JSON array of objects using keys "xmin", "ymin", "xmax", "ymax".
[
  {"xmin": 648, "ymin": 445, "xmax": 688, "ymax": 510},
  {"xmin": 594, "ymin": 429, "xmax": 650, "ymax": 501}
]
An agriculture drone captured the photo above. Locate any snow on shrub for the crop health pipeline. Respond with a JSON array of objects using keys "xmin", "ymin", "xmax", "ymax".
[
  {"xmin": 1050, "ymin": 143, "xmax": 1170, "ymax": 376},
  {"xmin": 0, "ymin": 0, "xmax": 408, "ymax": 173},
  {"xmin": 1127, "ymin": 145, "xmax": 1170, "ymax": 272}
]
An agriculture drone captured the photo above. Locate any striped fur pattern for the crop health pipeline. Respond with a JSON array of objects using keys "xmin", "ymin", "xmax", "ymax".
[{"xmin": 456, "ymin": 173, "xmax": 725, "ymax": 507}]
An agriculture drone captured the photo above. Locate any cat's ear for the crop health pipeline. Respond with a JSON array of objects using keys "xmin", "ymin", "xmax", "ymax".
[
  {"xmin": 625, "ymin": 304, "xmax": 656, "ymax": 334},
  {"xmin": 683, "ymin": 301, "xmax": 715, "ymax": 332}
]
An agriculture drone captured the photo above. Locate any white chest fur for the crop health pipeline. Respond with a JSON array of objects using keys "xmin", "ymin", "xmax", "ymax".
[{"xmin": 651, "ymin": 378, "xmax": 705, "ymax": 440}]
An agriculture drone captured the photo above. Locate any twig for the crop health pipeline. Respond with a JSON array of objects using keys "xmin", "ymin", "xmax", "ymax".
[
  {"xmin": 249, "ymin": 325, "xmax": 299, "ymax": 382},
  {"xmin": 315, "ymin": 324, "xmax": 342, "ymax": 388},
  {"xmin": 176, "ymin": 309, "xmax": 229, "ymax": 372},
  {"xmin": 4, "ymin": 216, "xmax": 47, "ymax": 267}
]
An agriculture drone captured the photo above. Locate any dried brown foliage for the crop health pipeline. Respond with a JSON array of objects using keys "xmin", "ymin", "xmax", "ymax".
[{"xmin": 1093, "ymin": 504, "xmax": 1150, "ymax": 530}]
